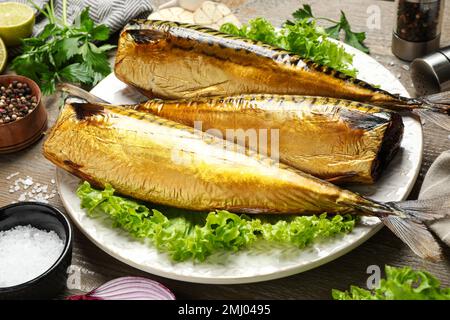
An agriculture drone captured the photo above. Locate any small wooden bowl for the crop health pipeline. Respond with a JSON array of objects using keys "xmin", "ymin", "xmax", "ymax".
[{"xmin": 0, "ymin": 75, "xmax": 48, "ymax": 154}]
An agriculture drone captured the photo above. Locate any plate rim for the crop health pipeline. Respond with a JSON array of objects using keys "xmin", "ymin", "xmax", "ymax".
[{"xmin": 56, "ymin": 174, "xmax": 384, "ymax": 284}]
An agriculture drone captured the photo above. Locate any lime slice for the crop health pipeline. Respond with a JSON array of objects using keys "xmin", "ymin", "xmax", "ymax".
[
  {"xmin": 0, "ymin": 37, "xmax": 6, "ymax": 73},
  {"xmin": 0, "ymin": 2, "xmax": 35, "ymax": 47}
]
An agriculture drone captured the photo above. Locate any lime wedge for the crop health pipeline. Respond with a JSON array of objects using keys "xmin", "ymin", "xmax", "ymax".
[
  {"xmin": 0, "ymin": 2, "xmax": 35, "ymax": 47},
  {"xmin": 0, "ymin": 37, "xmax": 6, "ymax": 73}
]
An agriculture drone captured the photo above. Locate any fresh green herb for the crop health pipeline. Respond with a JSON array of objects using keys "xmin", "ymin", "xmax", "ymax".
[
  {"xmin": 11, "ymin": 0, "xmax": 115, "ymax": 95},
  {"xmin": 292, "ymin": 4, "xmax": 370, "ymax": 53},
  {"xmin": 77, "ymin": 182, "xmax": 356, "ymax": 262},
  {"xmin": 332, "ymin": 265, "xmax": 450, "ymax": 300},
  {"xmin": 220, "ymin": 17, "xmax": 357, "ymax": 77}
]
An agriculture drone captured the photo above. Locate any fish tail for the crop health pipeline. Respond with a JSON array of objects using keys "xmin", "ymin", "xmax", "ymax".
[
  {"xmin": 58, "ymin": 83, "xmax": 108, "ymax": 104},
  {"xmin": 380, "ymin": 196, "xmax": 450, "ymax": 261},
  {"xmin": 413, "ymin": 91, "xmax": 450, "ymax": 131}
]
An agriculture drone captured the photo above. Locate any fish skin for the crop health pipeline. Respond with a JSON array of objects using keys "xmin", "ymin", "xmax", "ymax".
[
  {"xmin": 114, "ymin": 20, "xmax": 407, "ymax": 106},
  {"xmin": 43, "ymin": 96, "xmax": 447, "ymax": 261},
  {"xmin": 132, "ymin": 94, "xmax": 404, "ymax": 184},
  {"xmin": 44, "ymin": 99, "xmax": 369, "ymax": 214},
  {"xmin": 115, "ymin": 20, "xmax": 450, "ymax": 132}
]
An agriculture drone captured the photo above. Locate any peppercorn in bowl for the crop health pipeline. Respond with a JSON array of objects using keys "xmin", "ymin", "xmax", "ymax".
[{"xmin": 0, "ymin": 75, "xmax": 47, "ymax": 154}]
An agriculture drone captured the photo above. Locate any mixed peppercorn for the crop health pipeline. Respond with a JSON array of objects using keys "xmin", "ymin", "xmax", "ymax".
[
  {"xmin": 396, "ymin": 0, "xmax": 442, "ymax": 42},
  {"xmin": 0, "ymin": 81, "xmax": 38, "ymax": 124}
]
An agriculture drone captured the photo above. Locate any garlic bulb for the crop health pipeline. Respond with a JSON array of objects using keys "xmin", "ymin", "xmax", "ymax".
[
  {"xmin": 148, "ymin": 7, "xmax": 194, "ymax": 24},
  {"xmin": 179, "ymin": 0, "xmax": 205, "ymax": 11},
  {"xmin": 148, "ymin": 0, "xmax": 240, "ymax": 30},
  {"xmin": 159, "ymin": 0, "xmax": 205, "ymax": 12}
]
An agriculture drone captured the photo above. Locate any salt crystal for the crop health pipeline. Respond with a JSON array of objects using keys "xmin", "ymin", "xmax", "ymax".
[
  {"xmin": 0, "ymin": 225, "xmax": 64, "ymax": 288},
  {"xmin": 6, "ymin": 174, "xmax": 57, "ymax": 204},
  {"xmin": 6, "ymin": 172, "xmax": 19, "ymax": 180},
  {"xmin": 397, "ymin": 74, "xmax": 402, "ymax": 79},
  {"xmin": 389, "ymin": 61, "xmax": 395, "ymax": 66},
  {"xmin": 402, "ymin": 64, "xmax": 410, "ymax": 71}
]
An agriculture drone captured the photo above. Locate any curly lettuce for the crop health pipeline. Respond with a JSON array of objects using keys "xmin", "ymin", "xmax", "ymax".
[
  {"xmin": 220, "ymin": 17, "xmax": 357, "ymax": 77},
  {"xmin": 333, "ymin": 266, "xmax": 450, "ymax": 300},
  {"xmin": 77, "ymin": 182, "xmax": 356, "ymax": 262}
]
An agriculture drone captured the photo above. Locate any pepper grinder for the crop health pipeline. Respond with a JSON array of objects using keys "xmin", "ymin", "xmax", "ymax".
[{"xmin": 392, "ymin": 0, "xmax": 445, "ymax": 61}]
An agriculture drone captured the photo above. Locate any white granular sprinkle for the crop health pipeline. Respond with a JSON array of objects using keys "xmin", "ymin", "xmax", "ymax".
[
  {"xmin": 6, "ymin": 174, "xmax": 56, "ymax": 204},
  {"xmin": 23, "ymin": 177, "xmax": 33, "ymax": 186},
  {"xmin": 6, "ymin": 172, "xmax": 20, "ymax": 180},
  {"xmin": 0, "ymin": 225, "xmax": 64, "ymax": 288}
]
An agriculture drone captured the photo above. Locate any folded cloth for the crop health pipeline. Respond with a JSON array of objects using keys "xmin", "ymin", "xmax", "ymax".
[
  {"xmin": 1, "ymin": 0, "xmax": 153, "ymax": 51},
  {"xmin": 419, "ymin": 150, "xmax": 450, "ymax": 246}
]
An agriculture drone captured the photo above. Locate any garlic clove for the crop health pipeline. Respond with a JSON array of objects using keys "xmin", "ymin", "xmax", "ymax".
[
  {"xmin": 148, "ymin": 12, "xmax": 163, "ymax": 20},
  {"xmin": 217, "ymin": 14, "xmax": 241, "ymax": 27},
  {"xmin": 201, "ymin": 1, "xmax": 218, "ymax": 16},
  {"xmin": 179, "ymin": 11, "xmax": 195, "ymax": 24},
  {"xmin": 216, "ymin": 3, "xmax": 231, "ymax": 16},
  {"xmin": 178, "ymin": 0, "xmax": 205, "ymax": 12},
  {"xmin": 193, "ymin": 8, "xmax": 213, "ymax": 25},
  {"xmin": 211, "ymin": 7, "xmax": 224, "ymax": 22},
  {"xmin": 169, "ymin": 7, "xmax": 185, "ymax": 16},
  {"xmin": 158, "ymin": 8, "xmax": 175, "ymax": 20}
]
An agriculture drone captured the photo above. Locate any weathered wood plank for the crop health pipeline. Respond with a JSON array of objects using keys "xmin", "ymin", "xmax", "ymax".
[{"xmin": 1, "ymin": 0, "xmax": 449, "ymax": 299}]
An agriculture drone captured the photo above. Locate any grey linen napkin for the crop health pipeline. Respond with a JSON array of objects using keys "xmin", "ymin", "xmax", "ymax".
[{"xmin": 419, "ymin": 151, "xmax": 450, "ymax": 246}]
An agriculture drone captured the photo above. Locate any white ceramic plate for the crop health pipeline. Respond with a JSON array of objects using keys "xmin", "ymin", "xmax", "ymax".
[{"xmin": 56, "ymin": 42, "xmax": 423, "ymax": 284}]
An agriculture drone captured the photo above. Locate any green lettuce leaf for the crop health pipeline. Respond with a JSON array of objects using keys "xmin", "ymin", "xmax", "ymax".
[
  {"xmin": 220, "ymin": 17, "xmax": 357, "ymax": 77},
  {"xmin": 77, "ymin": 182, "xmax": 356, "ymax": 262},
  {"xmin": 332, "ymin": 266, "xmax": 450, "ymax": 300}
]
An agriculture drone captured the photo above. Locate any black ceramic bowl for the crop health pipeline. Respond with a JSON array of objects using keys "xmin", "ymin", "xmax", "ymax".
[{"xmin": 0, "ymin": 202, "xmax": 73, "ymax": 300}]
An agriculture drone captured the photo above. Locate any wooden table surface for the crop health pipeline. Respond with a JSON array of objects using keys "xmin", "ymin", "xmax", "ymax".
[{"xmin": 1, "ymin": 0, "xmax": 450, "ymax": 299}]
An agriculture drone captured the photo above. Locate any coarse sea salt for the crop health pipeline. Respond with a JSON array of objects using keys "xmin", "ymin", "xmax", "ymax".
[
  {"xmin": 0, "ymin": 225, "xmax": 64, "ymax": 288},
  {"xmin": 6, "ymin": 174, "xmax": 58, "ymax": 204}
]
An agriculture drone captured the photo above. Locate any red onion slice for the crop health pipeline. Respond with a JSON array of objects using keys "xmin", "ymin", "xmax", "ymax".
[{"xmin": 67, "ymin": 277, "xmax": 175, "ymax": 300}]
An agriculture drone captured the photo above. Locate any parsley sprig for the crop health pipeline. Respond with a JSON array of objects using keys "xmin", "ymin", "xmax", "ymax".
[
  {"xmin": 11, "ymin": 0, "xmax": 115, "ymax": 95},
  {"xmin": 220, "ymin": 16, "xmax": 357, "ymax": 77},
  {"xmin": 291, "ymin": 4, "xmax": 370, "ymax": 53}
]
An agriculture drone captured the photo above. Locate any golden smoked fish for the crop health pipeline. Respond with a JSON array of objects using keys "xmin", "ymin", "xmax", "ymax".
[
  {"xmin": 114, "ymin": 20, "xmax": 450, "ymax": 130},
  {"xmin": 43, "ymin": 95, "xmax": 449, "ymax": 261},
  {"xmin": 133, "ymin": 95, "xmax": 404, "ymax": 184}
]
